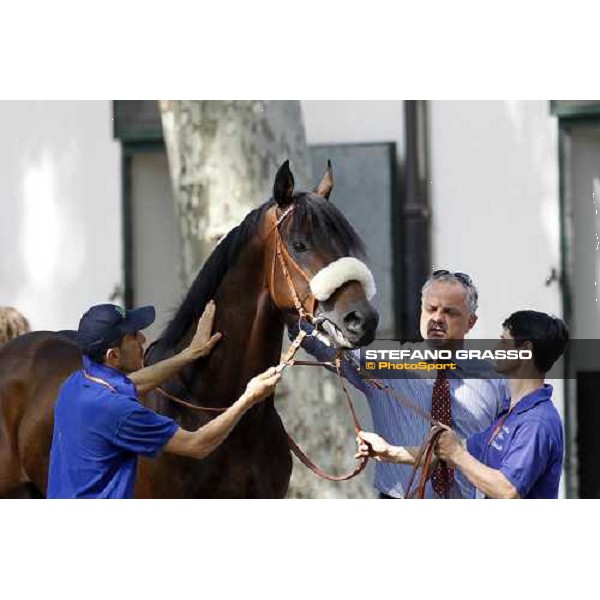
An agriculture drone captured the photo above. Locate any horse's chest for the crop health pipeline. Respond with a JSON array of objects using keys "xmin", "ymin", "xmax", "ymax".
[{"xmin": 150, "ymin": 409, "xmax": 292, "ymax": 498}]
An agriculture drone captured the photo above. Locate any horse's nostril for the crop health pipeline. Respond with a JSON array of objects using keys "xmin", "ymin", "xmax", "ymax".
[{"xmin": 343, "ymin": 311, "xmax": 364, "ymax": 334}]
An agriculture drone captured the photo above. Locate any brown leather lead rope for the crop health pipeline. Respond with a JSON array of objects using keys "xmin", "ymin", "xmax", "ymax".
[
  {"xmin": 404, "ymin": 425, "xmax": 448, "ymax": 499},
  {"xmin": 286, "ymin": 436, "xmax": 368, "ymax": 482},
  {"xmin": 274, "ymin": 325, "xmax": 370, "ymax": 481},
  {"xmin": 365, "ymin": 377, "xmax": 446, "ymax": 429},
  {"xmin": 363, "ymin": 372, "xmax": 457, "ymax": 498},
  {"xmin": 284, "ymin": 352, "xmax": 454, "ymax": 494},
  {"xmin": 283, "ymin": 347, "xmax": 369, "ymax": 481},
  {"xmin": 356, "ymin": 366, "xmax": 453, "ymax": 498},
  {"xmin": 149, "ymin": 325, "xmax": 307, "ymax": 416},
  {"xmin": 154, "ymin": 386, "xmax": 227, "ymax": 413},
  {"xmin": 334, "ymin": 355, "xmax": 363, "ymax": 435},
  {"xmin": 280, "ymin": 330, "xmax": 308, "ymax": 365}
]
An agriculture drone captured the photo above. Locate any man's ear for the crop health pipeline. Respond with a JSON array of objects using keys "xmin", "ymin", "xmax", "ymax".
[
  {"xmin": 467, "ymin": 314, "xmax": 478, "ymax": 333},
  {"xmin": 522, "ymin": 340, "xmax": 534, "ymax": 352},
  {"xmin": 105, "ymin": 346, "xmax": 120, "ymax": 365}
]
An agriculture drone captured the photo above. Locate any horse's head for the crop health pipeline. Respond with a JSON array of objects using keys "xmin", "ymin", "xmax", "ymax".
[{"xmin": 263, "ymin": 160, "xmax": 379, "ymax": 348}]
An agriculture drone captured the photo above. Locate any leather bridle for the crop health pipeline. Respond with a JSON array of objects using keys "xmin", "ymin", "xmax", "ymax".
[
  {"xmin": 266, "ymin": 204, "xmax": 317, "ymax": 319},
  {"xmin": 266, "ymin": 204, "xmax": 370, "ymax": 481}
]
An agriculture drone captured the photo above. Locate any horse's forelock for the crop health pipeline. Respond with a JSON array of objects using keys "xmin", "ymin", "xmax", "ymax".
[{"xmin": 289, "ymin": 193, "xmax": 366, "ymax": 260}]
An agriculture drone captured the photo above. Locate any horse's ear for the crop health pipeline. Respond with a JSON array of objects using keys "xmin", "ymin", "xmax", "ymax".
[
  {"xmin": 313, "ymin": 160, "xmax": 334, "ymax": 200},
  {"xmin": 273, "ymin": 160, "xmax": 295, "ymax": 206}
]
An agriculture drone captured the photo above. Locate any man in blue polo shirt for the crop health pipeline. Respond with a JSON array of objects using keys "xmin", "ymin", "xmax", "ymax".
[
  {"xmin": 48, "ymin": 301, "xmax": 281, "ymax": 499},
  {"xmin": 358, "ymin": 310, "xmax": 568, "ymax": 499},
  {"xmin": 434, "ymin": 311, "xmax": 568, "ymax": 499}
]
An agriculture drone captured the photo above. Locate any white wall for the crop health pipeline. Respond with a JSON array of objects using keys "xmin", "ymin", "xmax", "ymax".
[
  {"xmin": 429, "ymin": 101, "xmax": 561, "ymax": 336},
  {"xmin": 429, "ymin": 101, "xmax": 565, "ymax": 456},
  {"xmin": 302, "ymin": 100, "xmax": 404, "ymax": 156},
  {"xmin": 0, "ymin": 101, "xmax": 121, "ymax": 331}
]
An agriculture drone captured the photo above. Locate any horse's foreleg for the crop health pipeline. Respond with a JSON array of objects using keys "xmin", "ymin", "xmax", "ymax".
[
  {"xmin": 1, "ymin": 481, "xmax": 44, "ymax": 499},
  {"xmin": 0, "ymin": 449, "xmax": 40, "ymax": 498},
  {"xmin": 0, "ymin": 414, "xmax": 26, "ymax": 498}
]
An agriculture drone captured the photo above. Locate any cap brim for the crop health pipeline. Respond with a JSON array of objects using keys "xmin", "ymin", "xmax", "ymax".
[{"xmin": 118, "ymin": 306, "xmax": 156, "ymax": 335}]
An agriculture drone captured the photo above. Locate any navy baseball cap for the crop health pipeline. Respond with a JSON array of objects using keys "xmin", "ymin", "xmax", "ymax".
[{"xmin": 77, "ymin": 304, "xmax": 156, "ymax": 356}]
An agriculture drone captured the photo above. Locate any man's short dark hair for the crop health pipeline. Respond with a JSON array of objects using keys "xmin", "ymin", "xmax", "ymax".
[
  {"xmin": 502, "ymin": 310, "xmax": 569, "ymax": 373},
  {"xmin": 85, "ymin": 336, "xmax": 125, "ymax": 365}
]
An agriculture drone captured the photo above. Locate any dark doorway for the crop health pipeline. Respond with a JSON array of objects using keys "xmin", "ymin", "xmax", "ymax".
[{"xmin": 576, "ymin": 372, "xmax": 600, "ymax": 498}]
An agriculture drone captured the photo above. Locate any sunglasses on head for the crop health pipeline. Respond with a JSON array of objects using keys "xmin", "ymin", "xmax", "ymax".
[{"xmin": 432, "ymin": 269, "xmax": 474, "ymax": 287}]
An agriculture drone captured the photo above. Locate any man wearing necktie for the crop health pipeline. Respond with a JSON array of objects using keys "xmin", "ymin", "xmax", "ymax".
[{"xmin": 295, "ymin": 270, "xmax": 508, "ymax": 499}]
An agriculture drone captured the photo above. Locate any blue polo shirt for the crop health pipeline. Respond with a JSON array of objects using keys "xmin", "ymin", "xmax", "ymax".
[
  {"xmin": 466, "ymin": 384, "xmax": 563, "ymax": 499},
  {"xmin": 47, "ymin": 356, "xmax": 179, "ymax": 499}
]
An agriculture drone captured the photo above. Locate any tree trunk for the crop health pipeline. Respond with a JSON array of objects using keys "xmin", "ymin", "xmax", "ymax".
[{"xmin": 160, "ymin": 100, "xmax": 374, "ymax": 498}]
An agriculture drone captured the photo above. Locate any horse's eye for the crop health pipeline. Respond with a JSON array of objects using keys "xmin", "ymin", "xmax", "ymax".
[{"xmin": 292, "ymin": 241, "xmax": 308, "ymax": 253}]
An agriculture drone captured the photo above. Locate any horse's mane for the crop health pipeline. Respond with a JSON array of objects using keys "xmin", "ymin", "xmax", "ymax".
[{"xmin": 159, "ymin": 193, "xmax": 366, "ymax": 346}]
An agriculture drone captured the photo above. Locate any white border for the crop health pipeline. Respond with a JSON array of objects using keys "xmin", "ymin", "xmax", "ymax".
[
  {"xmin": 2, "ymin": 500, "xmax": 596, "ymax": 599},
  {"xmin": 2, "ymin": 1, "xmax": 598, "ymax": 99},
  {"xmin": 1, "ymin": 2, "xmax": 596, "ymax": 597}
]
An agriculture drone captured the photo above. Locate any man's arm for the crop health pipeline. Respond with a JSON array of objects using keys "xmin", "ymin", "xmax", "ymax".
[
  {"xmin": 163, "ymin": 367, "xmax": 281, "ymax": 459},
  {"xmin": 131, "ymin": 300, "xmax": 222, "ymax": 395},
  {"xmin": 355, "ymin": 431, "xmax": 430, "ymax": 466},
  {"xmin": 436, "ymin": 431, "xmax": 520, "ymax": 499}
]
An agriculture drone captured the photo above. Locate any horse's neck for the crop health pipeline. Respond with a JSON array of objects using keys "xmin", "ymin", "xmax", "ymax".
[{"xmin": 185, "ymin": 239, "xmax": 284, "ymax": 406}]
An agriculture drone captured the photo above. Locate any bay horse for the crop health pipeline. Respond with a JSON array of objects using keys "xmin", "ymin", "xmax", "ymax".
[{"xmin": 0, "ymin": 161, "xmax": 379, "ymax": 498}]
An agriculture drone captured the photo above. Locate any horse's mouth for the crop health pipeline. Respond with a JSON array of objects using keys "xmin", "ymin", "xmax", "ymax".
[{"xmin": 318, "ymin": 318, "xmax": 355, "ymax": 349}]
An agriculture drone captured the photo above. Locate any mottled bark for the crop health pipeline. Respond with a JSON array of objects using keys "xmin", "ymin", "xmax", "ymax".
[
  {"xmin": 159, "ymin": 100, "xmax": 311, "ymax": 287},
  {"xmin": 160, "ymin": 100, "xmax": 373, "ymax": 498}
]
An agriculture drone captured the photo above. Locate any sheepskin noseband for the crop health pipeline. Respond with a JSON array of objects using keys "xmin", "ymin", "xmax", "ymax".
[{"xmin": 309, "ymin": 257, "xmax": 376, "ymax": 302}]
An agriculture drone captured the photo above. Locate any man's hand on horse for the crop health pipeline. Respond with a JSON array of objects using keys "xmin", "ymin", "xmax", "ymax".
[
  {"xmin": 434, "ymin": 430, "xmax": 465, "ymax": 466},
  {"xmin": 354, "ymin": 430, "xmax": 393, "ymax": 462},
  {"xmin": 243, "ymin": 367, "xmax": 282, "ymax": 405},
  {"xmin": 185, "ymin": 300, "xmax": 223, "ymax": 360}
]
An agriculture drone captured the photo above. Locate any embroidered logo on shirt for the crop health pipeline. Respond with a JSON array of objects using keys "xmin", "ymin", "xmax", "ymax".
[{"xmin": 491, "ymin": 426, "xmax": 510, "ymax": 451}]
